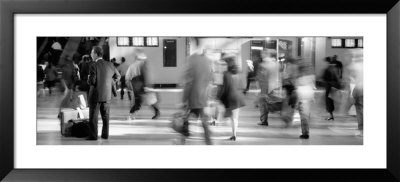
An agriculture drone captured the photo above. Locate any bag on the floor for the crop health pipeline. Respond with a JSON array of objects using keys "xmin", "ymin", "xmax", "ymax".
[
  {"xmin": 171, "ymin": 110, "xmax": 189, "ymax": 134},
  {"xmin": 59, "ymin": 108, "xmax": 89, "ymax": 136},
  {"xmin": 62, "ymin": 121, "xmax": 74, "ymax": 137},
  {"xmin": 70, "ymin": 119, "xmax": 90, "ymax": 138}
]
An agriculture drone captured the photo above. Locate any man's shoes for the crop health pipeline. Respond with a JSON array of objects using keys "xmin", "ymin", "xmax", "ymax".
[
  {"xmin": 229, "ymin": 136, "xmax": 236, "ymax": 141},
  {"xmin": 258, "ymin": 122, "xmax": 268, "ymax": 126},
  {"xmin": 299, "ymin": 134, "xmax": 309, "ymax": 139},
  {"xmin": 86, "ymin": 137, "xmax": 97, "ymax": 141},
  {"xmin": 101, "ymin": 136, "xmax": 108, "ymax": 140}
]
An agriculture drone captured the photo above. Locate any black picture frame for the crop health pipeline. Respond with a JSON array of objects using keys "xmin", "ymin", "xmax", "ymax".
[{"xmin": 1, "ymin": 0, "xmax": 399, "ymax": 181}]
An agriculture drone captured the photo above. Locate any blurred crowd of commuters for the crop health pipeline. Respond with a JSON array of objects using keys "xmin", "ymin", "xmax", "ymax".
[{"xmin": 37, "ymin": 38, "xmax": 363, "ymax": 143}]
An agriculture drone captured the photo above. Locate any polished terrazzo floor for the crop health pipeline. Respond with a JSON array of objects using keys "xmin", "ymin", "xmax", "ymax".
[{"xmin": 37, "ymin": 88, "xmax": 362, "ymax": 145}]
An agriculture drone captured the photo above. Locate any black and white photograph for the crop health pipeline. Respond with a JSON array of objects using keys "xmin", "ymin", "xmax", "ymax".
[
  {"xmin": 36, "ymin": 36, "xmax": 364, "ymax": 145},
  {"xmin": 2, "ymin": 2, "xmax": 396, "ymax": 179}
]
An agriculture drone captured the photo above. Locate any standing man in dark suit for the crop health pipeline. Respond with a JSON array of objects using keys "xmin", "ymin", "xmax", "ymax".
[{"xmin": 87, "ymin": 46, "xmax": 120, "ymax": 140}]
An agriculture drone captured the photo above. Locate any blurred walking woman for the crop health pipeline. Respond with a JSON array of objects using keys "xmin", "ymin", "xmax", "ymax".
[{"xmin": 217, "ymin": 55, "xmax": 245, "ymax": 141}]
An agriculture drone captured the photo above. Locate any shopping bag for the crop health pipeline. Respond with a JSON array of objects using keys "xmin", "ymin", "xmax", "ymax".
[
  {"xmin": 267, "ymin": 88, "xmax": 284, "ymax": 104},
  {"xmin": 141, "ymin": 91, "xmax": 157, "ymax": 106},
  {"xmin": 171, "ymin": 110, "xmax": 189, "ymax": 134}
]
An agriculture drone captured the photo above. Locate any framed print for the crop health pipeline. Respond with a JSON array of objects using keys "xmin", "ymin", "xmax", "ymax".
[{"xmin": 1, "ymin": 0, "xmax": 400, "ymax": 181}]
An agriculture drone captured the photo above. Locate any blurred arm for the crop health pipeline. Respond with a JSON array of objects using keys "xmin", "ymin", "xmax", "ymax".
[
  {"xmin": 182, "ymin": 61, "xmax": 193, "ymax": 104},
  {"xmin": 217, "ymin": 72, "xmax": 228, "ymax": 100},
  {"xmin": 88, "ymin": 63, "xmax": 96, "ymax": 86},
  {"xmin": 125, "ymin": 65, "xmax": 133, "ymax": 90}
]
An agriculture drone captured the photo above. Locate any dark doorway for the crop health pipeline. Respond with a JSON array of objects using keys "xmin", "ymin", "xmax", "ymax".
[{"xmin": 163, "ymin": 39, "xmax": 177, "ymax": 67}]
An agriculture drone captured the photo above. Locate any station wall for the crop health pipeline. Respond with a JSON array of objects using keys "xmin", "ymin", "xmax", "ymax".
[{"xmin": 109, "ymin": 37, "xmax": 186, "ymax": 85}]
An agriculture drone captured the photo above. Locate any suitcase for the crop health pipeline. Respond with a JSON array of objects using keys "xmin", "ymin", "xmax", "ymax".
[{"xmin": 60, "ymin": 108, "xmax": 89, "ymax": 136}]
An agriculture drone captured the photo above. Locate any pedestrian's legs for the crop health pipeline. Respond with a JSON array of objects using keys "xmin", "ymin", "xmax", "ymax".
[
  {"xmin": 88, "ymin": 102, "xmax": 100, "ymax": 139},
  {"xmin": 129, "ymin": 90, "xmax": 142, "ymax": 114},
  {"xmin": 100, "ymin": 101, "xmax": 110, "ymax": 139},
  {"xmin": 216, "ymin": 103, "xmax": 225, "ymax": 123},
  {"xmin": 230, "ymin": 108, "xmax": 240, "ymax": 138},
  {"xmin": 354, "ymin": 96, "xmax": 363, "ymax": 131},
  {"xmin": 128, "ymin": 91, "xmax": 132, "ymax": 101},
  {"xmin": 59, "ymin": 88, "xmax": 72, "ymax": 114},
  {"xmin": 182, "ymin": 110, "xmax": 191, "ymax": 136},
  {"xmin": 151, "ymin": 104, "xmax": 160, "ymax": 119},
  {"xmin": 281, "ymin": 97, "xmax": 295, "ymax": 127},
  {"xmin": 47, "ymin": 81, "xmax": 53, "ymax": 94},
  {"xmin": 199, "ymin": 109, "xmax": 212, "ymax": 145},
  {"xmin": 325, "ymin": 86, "xmax": 334, "ymax": 120},
  {"xmin": 244, "ymin": 77, "xmax": 251, "ymax": 93},
  {"xmin": 120, "ymin": 87, "xmax": 125, "ymax": 99},
  {"xmin": 298, "ymin": 100, "xmax": 311, "ymax": 136},
  {"xmin": 120, "ymin": 76, "xmax": 126, "ymax": 100},
  {"xmin": 258, "ymin": 95, "xmax": 269, "ymax": 125}
]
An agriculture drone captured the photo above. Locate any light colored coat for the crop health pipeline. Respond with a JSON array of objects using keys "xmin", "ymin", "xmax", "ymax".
[{"xmin": 257, "ymin": 60, "xmax": 280, "ymax": 95}]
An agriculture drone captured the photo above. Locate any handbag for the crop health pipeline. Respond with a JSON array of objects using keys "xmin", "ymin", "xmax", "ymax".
[
  {"xmin": 171, "ymin": 110, "xmax": 189, "ymax": 135},
  {"xmin": 70, "ymin": 119, "xmax": 90, "ymax": 138},
  {"xmin": 141, "ymin": 91, "xmax": 157, "ymax": 106}
]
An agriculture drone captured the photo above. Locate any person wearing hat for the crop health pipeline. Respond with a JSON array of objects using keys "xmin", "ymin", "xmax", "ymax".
[
  {"xmin": 125, "ymin": 52, "xmax": 160, "ymax": 120},
  {"xmin": 217, "ymin": 54, "xmax": 245, "ymax": 141}
]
